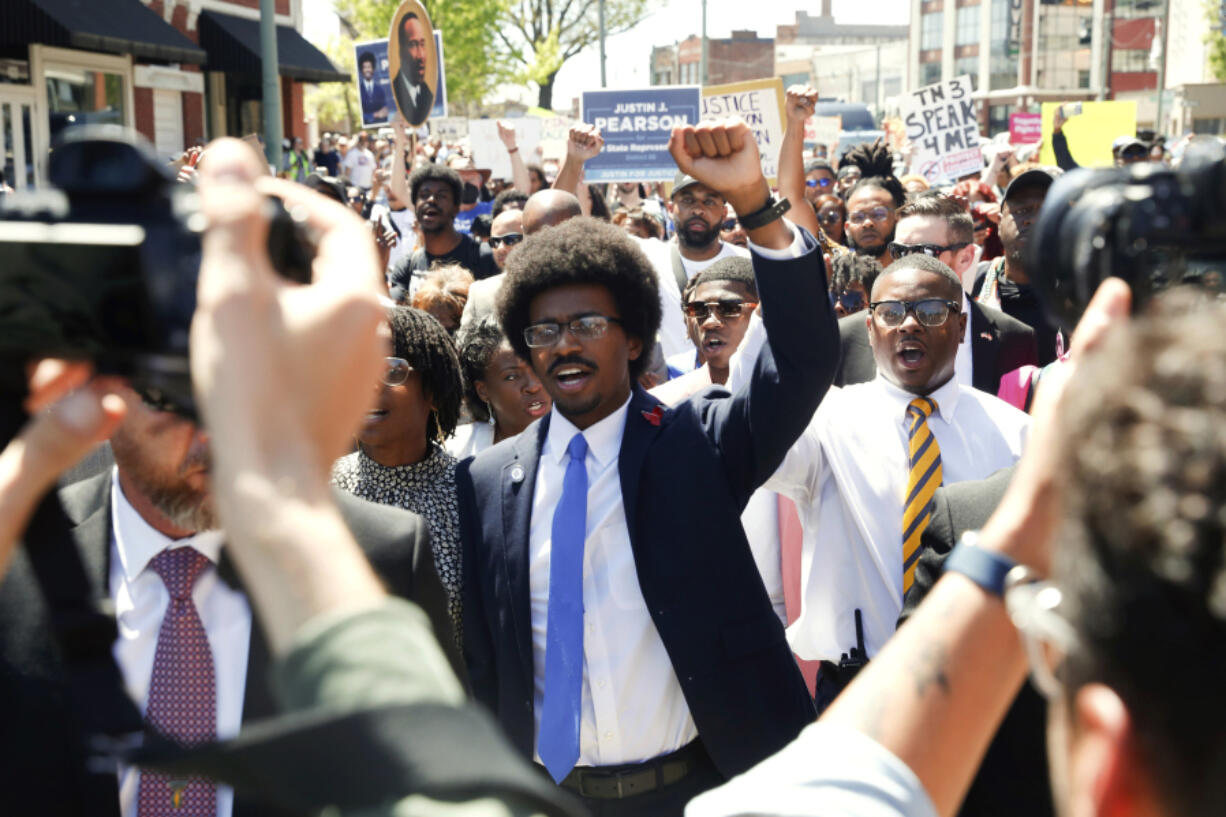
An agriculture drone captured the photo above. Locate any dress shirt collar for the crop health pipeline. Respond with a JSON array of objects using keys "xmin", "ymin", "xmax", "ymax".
[
  {"xmin": 545, "ymin": 393, "xmax": 632, "ymax": 470},
  {"xmin": 875, "ymin": 371, "xmax": 962, "ymax": 425},
  {"xmin": 110, "ymin": 467, "xmax": 224, "ymax": 584},
  {"xmin": 961, "ymin": 291, "xmax": 972, "ymax": 346}
]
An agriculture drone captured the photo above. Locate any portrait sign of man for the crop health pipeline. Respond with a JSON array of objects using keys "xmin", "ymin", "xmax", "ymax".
[
  {"xmin": 354, "ymin": 41, "xmax": 390, "ymax": 126},
  {"xmin": 388, "ymin": 0, "xmax": 437, "ymax": 127}
]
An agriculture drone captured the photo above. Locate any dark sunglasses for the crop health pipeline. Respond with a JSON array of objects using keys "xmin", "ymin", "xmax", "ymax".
[
  {"xmin": 869, "ymin": 298, "xmax": 961, "ymax": 327},
  {"xmin": 721, "ymin": 218, "xmax": 739, "ymax": 231},
  {"xmin": 888, "ymin": 241, "xmax": 970, "ymax": 259},
  {"xmin": 683, "ymin": 299, "xmax": 756, "ymax": 321},
  {"xmin": 806, "ymin": 177, "xmax": 834, "ymax": 188},
  {"xmin": 830, "ymin": 290, "xmax": 866, "ymax": 312},
  {"xmin": 818, "ymin": 211, "xmax": 843, "ymax": 225},
  {"xmin": 488, "ymin": 232, "xmax": 524, "ymax": 249}
]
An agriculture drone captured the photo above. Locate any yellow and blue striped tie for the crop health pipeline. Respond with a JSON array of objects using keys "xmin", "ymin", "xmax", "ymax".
[{"xmin": 902, "ymin": 397, "xmax": 942, "ymax": 596}]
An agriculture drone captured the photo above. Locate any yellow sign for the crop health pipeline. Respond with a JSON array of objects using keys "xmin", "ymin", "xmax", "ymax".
[
  {"xmin": 1038, "ymin": 100, "xmax": 1137, "ymax": 168},
  {"xmin": 701, "ymin": 78, "xmax": 787, "ymax": 184}
]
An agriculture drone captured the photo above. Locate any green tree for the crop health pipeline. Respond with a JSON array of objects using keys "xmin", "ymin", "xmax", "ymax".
[
  {"xmin": 305, "ymin": 34, "xmax": 360, "ymax": 133},
  {"xmin": 333, "ymin": 0, "xmax": 510, "ymax": 110},
  {"xmin": 1208, "ymin": 1, "xmax": 1226, "ymax": 82},
  {"xmin": 499, "ymin": 0, "xmax": 653, "ymax": 110}
]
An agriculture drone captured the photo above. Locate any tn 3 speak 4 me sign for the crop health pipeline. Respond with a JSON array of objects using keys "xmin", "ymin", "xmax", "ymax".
[{"xmin": 902, "ymin": 76, "xmax": 982, "ymax": 184}]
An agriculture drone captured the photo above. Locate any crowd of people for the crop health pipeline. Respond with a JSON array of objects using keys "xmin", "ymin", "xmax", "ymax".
[{"xmin": 0, "ymin": 79, "xmax": 1223, "ymax": 817}]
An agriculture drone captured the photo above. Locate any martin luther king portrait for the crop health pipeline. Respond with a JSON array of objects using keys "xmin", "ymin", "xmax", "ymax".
[{"xmin": 390, "ymin": 8, "xmax": 434, "ymax": 126}]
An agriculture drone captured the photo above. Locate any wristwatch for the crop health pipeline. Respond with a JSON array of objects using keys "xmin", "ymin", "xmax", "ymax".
[
  {"xmin": 737, "ymin": 195, "xmax": 791, "ymax": 231},
  {"xmin": 943, "ymin": 531, "xmax": 1018, "ymax": 598}
]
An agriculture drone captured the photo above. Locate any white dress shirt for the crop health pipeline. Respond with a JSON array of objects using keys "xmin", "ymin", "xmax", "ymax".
[
  {"xmin": 954, "ymin": 292, "xmax": 975, "ymax": 389},
  {"xmin": 529, "ymin": 396, "xmax": 698, "ymax": 767},
  {"xmin": 109, "ymin": 469, "xmax": 252, "ymax": 817},
  {"xmin": 445, "ymin": 421, "xmax": 495, "ymax": 461},
  {"xmin": 766, "ymin": 375, "xmax": 1029, "ymax": 662}
]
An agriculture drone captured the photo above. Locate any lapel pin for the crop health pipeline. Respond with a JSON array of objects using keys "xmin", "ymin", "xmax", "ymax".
[
  {"xmin": 642, "ymin": 406, "xmax": 664, "ymax": 427},
  {"xmin": 979, "ymin": 331, "xmax": 994, "ymax": 342},
  {"xmin": 510, "ymin": 465, "xmax": 525, "ymax": 484}
]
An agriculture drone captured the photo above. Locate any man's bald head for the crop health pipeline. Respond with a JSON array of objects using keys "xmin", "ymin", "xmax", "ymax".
[{"xmin": 522, "ymin": 189, "xmax": 582, "ymax": 235}]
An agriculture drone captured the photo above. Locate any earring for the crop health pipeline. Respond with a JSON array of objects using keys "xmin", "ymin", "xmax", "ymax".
[{"xmin": 486, "ymin": 401, "xmax": 496, "ymax": 426}]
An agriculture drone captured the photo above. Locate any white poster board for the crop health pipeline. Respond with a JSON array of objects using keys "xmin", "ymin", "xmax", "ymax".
[
  {"xmin": 701, "ymin": 78, "xmax": 786, "ymax": 184},
  {"xmin": 805, "ymin": 115, "xmax": 841, "ymax": 147},
  {"xmin": 467, "ymin": 118, "xmax": 543, "ymax": 180},
  {"xmin": 901, "ymin": 75, "xmax": 982, "ymax": 184}
]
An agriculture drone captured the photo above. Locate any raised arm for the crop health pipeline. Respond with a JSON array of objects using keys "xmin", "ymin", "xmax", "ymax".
[
  {"xmin": 552, "ymin": 123, "xmax": 603, "ymax": 198},
  {"xmin": 497, "ymin": 120, "xmax": 531, "ymax": 194},
  {"xmin": 670, "ymin": 119, "xmax": 837, "ymax": 504},
  {"xmin": 390, "ymin": 118, "xmax": 411, "ymax": 208},
  {"xmin": 779, "ymin": 85, "xmax": 822, "ymax": 238}
]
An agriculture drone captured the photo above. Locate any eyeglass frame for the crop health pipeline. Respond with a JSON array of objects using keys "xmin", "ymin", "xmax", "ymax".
[
  {"xmin": 382, "ymin": 356, "xmax": 415, "ymax": 387},
  {"xmin": 817, "ymin": 210, "xmax": 844, "ymax": 226},
  {"xmin": 488, "ymin": 232, "xmax": 524, "ymax": 249},
  {"xmin": 868, "ymin": 298, "xmax": 962, "ymax": 327},
  {"xmin": 846, "ymin": 205, "xmax": 894, "ymax": 226},
  {"xmin": 523, "ymin": 315, "xmax": 624, "ymax": 348},
  {"xmin": 830, "ymin": 290, "xmax": 867, "ymax": 312},
  {"xmin": 888, "ymin": 241, "xmax": 971, "ymax": 259},
  {"xmin": 683, "ymin": 299, "xmax": 757, "ymax": 321},
  {"xmin": 805, "ymin": 177, "xmax": 834, "ymax": 188},
  {"xmin": 1004, "ymin": 566, "xmax": 1081, "ymax": 699}
]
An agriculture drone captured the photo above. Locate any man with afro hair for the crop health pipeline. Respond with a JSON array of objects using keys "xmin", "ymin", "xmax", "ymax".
[{"xmin": 457, "ymin": 118, "xmax": 839, "ymax": 814}]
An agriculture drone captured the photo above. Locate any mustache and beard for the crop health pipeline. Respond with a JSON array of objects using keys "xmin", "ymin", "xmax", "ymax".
[
  {"xmin": 678, "ymin": 217, "xmax": 722, "ymax": 250},
  {"xmin": 112, "ymin": 436, "xmax": 218, "ymax": 533},
  {"xmin": 849, "ymin": 225, "xmax": 896, "ymax": 258}
]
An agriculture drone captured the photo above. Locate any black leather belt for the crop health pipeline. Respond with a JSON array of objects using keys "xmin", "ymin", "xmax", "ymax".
[{"xmin": 551, "ymin": 741, "xmax": 703, "ymax": 800}]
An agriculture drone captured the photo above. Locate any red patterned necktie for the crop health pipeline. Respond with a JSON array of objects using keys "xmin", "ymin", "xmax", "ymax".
[{"xmin": 137, "ymin": 547, "xmax": 217, "ymax": 817}]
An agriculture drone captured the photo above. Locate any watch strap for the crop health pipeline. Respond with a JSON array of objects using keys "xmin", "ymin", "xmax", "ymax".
[
  {"xmin": 943, "ymin": 531, "xmax": 1017, "ymax": 598},
  {"xmin": 738, "ymin": 196, "xmax": 792, "ymax": 231}
]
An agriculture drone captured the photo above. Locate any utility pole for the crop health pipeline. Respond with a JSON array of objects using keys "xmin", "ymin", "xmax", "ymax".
[
  {"xmin": 700, "ymin": 0, "xmax": 708, "ymax": 85},
  {"xmin": 1153, "ymin": 0, "xmax": 1171, "ymax": 135},
  {"xmin": 875, "ymin": 43, "xmax": 883, "ymax": 123},
  {"xmin": 260, "ymin": 0, "xmax": 282, "ymax": 169},
  {"xmin": 599, "ymin": 0, "xmax": 607, "ymax": 87}
]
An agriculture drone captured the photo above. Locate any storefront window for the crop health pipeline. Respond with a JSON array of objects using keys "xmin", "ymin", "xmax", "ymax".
[
  {"xmin": 922, "ymin": 12, "xmax": 945, "ymax": 50},
  {"xmin": 45, "ymin": 67, "xmax": 127, "ymax": 140}
]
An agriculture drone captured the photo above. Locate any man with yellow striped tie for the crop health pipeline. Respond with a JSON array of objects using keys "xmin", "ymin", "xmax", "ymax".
[{"xmin": 727, "ymin": 252, "xmax": 1030, "ymax": 713}]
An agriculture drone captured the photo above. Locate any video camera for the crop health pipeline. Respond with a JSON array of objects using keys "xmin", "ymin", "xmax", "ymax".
[
  {"xmin": 0, "ymin": 127, "xmax": 313, "ymax": 423},
  {"xmin": 1029, "ymin": 140, "xmax": 1226, "ymax": 333}
]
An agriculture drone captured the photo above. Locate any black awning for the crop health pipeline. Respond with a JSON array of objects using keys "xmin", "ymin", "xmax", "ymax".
[
  {"xmin": 5, "ymin": 0, "xmax": 207, "ymax": 64},
  {"xmin": 197, "ymin": 11, "xmax": 348, "ymax": 84}
]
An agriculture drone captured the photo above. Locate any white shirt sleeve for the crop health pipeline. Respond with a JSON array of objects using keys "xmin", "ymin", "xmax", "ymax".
[{"xmin": 685, "ymin": 722, "xmax": 939, "ymax": 817}]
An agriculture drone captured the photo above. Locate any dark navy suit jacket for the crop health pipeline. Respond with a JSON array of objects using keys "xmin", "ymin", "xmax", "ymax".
[
  {"xmin": 360, "ymin": 79, "xmax": 388, "ymax": 122},
  {"xmin": 457, "ymin": 235, "xmax": 839, "ymax": 780}
]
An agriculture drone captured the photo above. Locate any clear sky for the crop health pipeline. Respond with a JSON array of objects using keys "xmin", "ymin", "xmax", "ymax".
[{"xmin": 301, "ymin": 0, "xmax": 912, "ymax": 109}]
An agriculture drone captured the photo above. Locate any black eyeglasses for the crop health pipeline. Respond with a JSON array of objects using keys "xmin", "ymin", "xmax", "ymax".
[
  {"xmin": 489, "ymin": 232, "xmax": 524, "ymax": 249},
  {"xmin": 806, "ymin": 177, "xmax": 834, "ymax": 188},
  {"xmin": 523, "ymin": 315, "xmax": 622, "ymax": 348},
  {"xmin": 683, "ymin": 299, "xmax": 756, "ymax": 321},
  {"xmin": 869, "ymin": 299, "xmax": 961, "ymax": 327},
  {"xmin": 382, "ymin": 357, "xmax": 414, "ymax": 386},
  {"xmin": 888, "ymin": 241, "xmax": 970, "ymax": 259}
]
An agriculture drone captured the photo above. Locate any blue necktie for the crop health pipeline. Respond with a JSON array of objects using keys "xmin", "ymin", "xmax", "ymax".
[{"xmin": 538, "ymin": 432, "xmax": 589, "ymax": 783}]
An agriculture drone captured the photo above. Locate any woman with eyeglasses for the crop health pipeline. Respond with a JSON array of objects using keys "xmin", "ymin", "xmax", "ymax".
[
  {"xmin": 449, "ymin": 316, "xmax": 551, "ymax": 460},
  {"xmin": 332, "ymin": 306, "xmax": 466, "ymax": 644}
]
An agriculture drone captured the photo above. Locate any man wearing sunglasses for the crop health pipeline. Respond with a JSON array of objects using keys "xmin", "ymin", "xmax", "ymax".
[
  {"xmin": 458, "ymin": 119, "xmax": 837, "ymax": 814},
  {"xmin": 803, "ymin": 160, "xmax": 837, "ymax": 205},
  {"xmin": 835, "ymin": 195, "xmax": 1037, "ymax": 394},
  {"xmin": 729, "ymin": 252, "xmax": 1029, "ymax": 713}
]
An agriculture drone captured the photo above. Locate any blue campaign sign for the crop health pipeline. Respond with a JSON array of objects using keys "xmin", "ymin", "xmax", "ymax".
[
  {"xmin": 581, "ymin": 87, "xmax": 701, "ymax": 183},
  {"xmin": 354, "ymin": 39, "xmax": 392, "ymax": 128}
]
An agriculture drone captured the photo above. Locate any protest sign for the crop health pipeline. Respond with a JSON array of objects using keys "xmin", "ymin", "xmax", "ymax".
[
  {"xmin": 901, "ymin": 75, "xmax": 981, "ymax": 184},
  {"xmin": 537, "ymin": 116, "xmax": 574, "ymax": 161},
  {"xmin": 431, "ymin": 116, "xmax": 467, "ymax": 141},
  {"xmin": 1038, "ymin": 100, "xmax": 1137, "ymax": 168},
  {"xmin": 430, "ymin": 31, "xmax": 447, "ymax": 119},
  {"xmin": 353, "ymin": 40, "xmax": 393, "ymax": 128},
  {"xmin": 387, "ymin": 0, "xmax": 438, "ymax": 127},
  {"xmin": 581, "ymin": 87, "xmax": 701, "ymax": 183},
  {"xmin": 1009, "ymin": 112, "xmax": 1041, "ymax": 144},
  {"xmin": 805, "ymin": 115, "xmax": 841, "ymax": 149},
  {"xmin": 468, "ymin": 118, "xmax": 543, "ymax": 180},
  {"xmin": 701, "ymin": 78, "xmax": 785, "ymax": 183}
]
